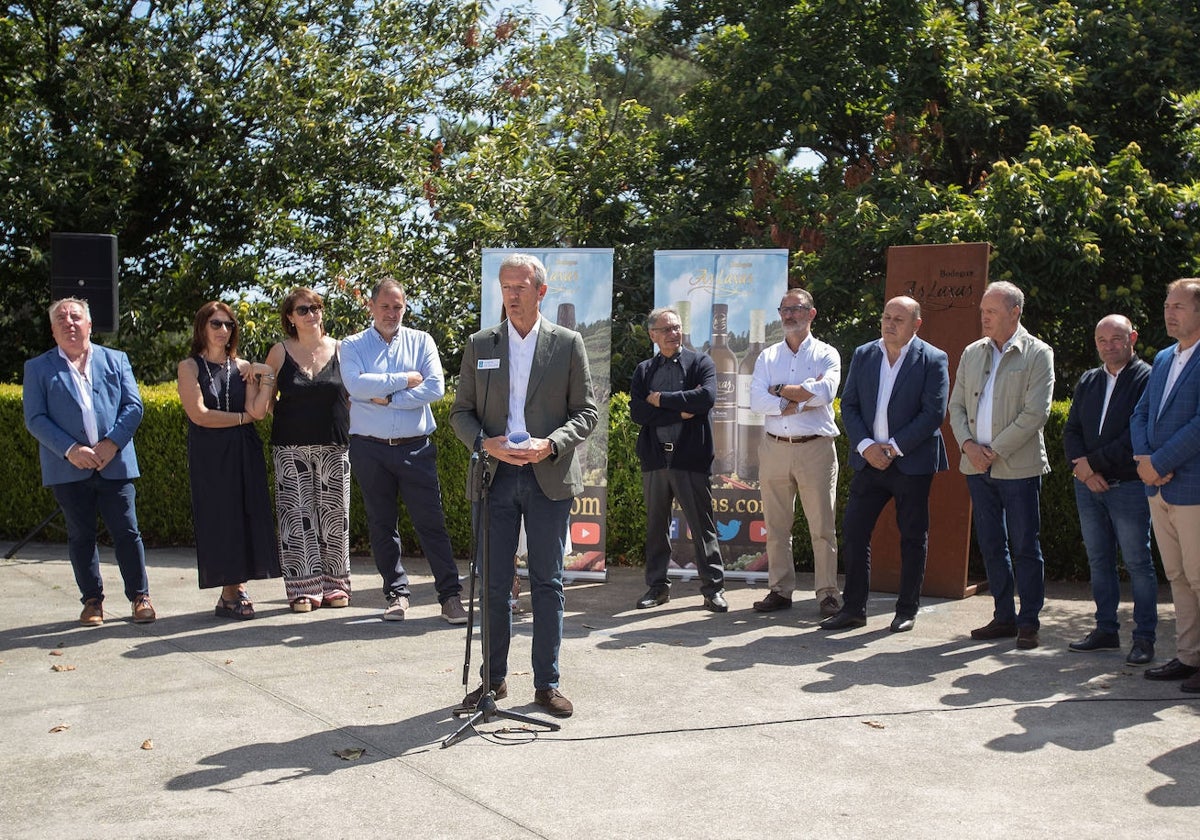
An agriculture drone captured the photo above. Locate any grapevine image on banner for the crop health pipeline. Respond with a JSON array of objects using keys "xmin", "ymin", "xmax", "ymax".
[
  {"xmin": 653, "ymin": 250, "xmax": 788, "ymax": 582},
  {"xmin": 481, "ymin": 248, "xmax": 614, "ymax": 581}
]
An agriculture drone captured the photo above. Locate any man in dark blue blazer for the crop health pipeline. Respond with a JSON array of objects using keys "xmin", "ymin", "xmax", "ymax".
[
  {"xmin": 1064, "ymin": 314, "xmax": 1156, "ymax": 665},
  {"xmin": 23, "ymin": 298, "xmax": 152, "ymax": 626},
  {"xmin": 630, "ymin": 307, "xmax": 727, "ymax": 613},
  {"xmin": 1132, "ymin": 279, "xmax": 1200, "ymax": 690},
  {"xmin": 820, "ymin": 296, "xmax": 949, "ymax": 633}
]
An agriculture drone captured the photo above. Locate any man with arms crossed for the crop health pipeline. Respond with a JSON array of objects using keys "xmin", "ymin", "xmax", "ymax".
[
  {"xmin": 341, "ymin": 278, "xmax": 466, "ymax": 624},
  {"xmin": 1064, "ymin": 314, "xmax": 1156, "ymax": 665},
  {"xmin": 749, "ymin": 288, "xmax": 842, "ymax": 618},
  {"xmin": 820, "ymin": 296, "xmax": 948, "ymax": 633},
  {"xmin": 630, "ymin": 306, "xmax": 728, "ymax": 613},
  {"xmin": 451, "ymin": 253, "xmax": 598, "ymax": 717}
]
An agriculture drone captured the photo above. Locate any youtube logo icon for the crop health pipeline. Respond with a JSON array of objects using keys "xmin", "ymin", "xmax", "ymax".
[
  {"xmin": 750, "ymin": 521, "xmax": 768, "ymax": 543},
  {"xmin": 571, "ymin": 521, "xmax": 601, "ymax": 545}
]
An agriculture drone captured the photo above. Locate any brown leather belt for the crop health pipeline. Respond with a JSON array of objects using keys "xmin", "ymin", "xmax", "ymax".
[
  {"xmin": 766, "ymin": 432, "xmax": 822, "ymax": 444},
  {"xmin": 355, "ymin": 434, "xmax": 428, "ymax": 447}
]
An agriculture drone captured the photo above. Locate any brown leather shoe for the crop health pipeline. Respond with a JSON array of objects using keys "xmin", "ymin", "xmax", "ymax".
[
  {"xmin": 753, "ymin": 591, "xmax": 792, "ymax": 612},
  {"xmin": 131, "ymin": 594, "xmax": 156, "ymax": 624},
  {"xmin": 1016, "ymin": 626, "xmax": 1040, "ymax": 650},
  {"xmin": 970, "ymin": 620, "xmax": 1018, "ymax": 640},
  {"xmin": 461, "ymin": 680, "xmax": 507, "ymax": 708},
  {"xmin": 80, "ymin": 598, "xmax": 103, "ymax": 627},
  {"xmin": 534, "ymin": 688, "xmax": 574, "ymax": 718}
]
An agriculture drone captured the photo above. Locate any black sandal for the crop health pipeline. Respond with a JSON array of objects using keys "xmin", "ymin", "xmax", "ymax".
[{"xmin": 215, "ymin": 592, "xmax": 255, "ymax": 620}]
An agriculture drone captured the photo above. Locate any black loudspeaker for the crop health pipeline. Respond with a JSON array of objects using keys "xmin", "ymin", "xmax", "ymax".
[{"xmin": 50, "ymin": 233, "xmax": 119, "ymax": 334}]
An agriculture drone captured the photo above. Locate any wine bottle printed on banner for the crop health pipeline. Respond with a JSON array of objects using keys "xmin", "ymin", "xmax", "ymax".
[
  {"xmin": 736, "ymin": 308, "xmax": 766, "ymax": 483},
  {"xmin": 556, "ymin": 302, "xmax": 576, "ymax": 330},
  {"xmin": 709, "ymin": 303, "xmax": 738, "ymax": 476},
  {"xmin": 675, "ymin": 300, "xmax": 695, "ymax": 351}
]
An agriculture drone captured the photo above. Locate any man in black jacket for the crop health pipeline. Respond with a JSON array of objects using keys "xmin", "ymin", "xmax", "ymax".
[
  {"xmin": 1063, "ymin": 314, "xmax": 1157, "ymax": 665},
  {"xmin": 629, "ymin": 307, "xmax": 728, "ymax": 612}
]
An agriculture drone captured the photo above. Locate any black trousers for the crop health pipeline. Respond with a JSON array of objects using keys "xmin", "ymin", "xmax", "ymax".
[
  {"xmin": 643, "ymin": 467, "xmax": 725, "ymax": 597},
  {"xmin": 840, "ymin": 466, "xmax": 934, "ymax": 618}
]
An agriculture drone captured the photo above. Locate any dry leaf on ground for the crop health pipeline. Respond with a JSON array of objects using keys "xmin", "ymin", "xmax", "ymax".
[
  {"xmin": 49, "ymin": 724, "xmax": 70, "ymax": 733},
  {"xmin": 49, "ymin": 650, "xmax": 64, "ymax": 657},
  {"xmin": 50, "ymin": 663, "xmax": 76, "ymax": 672},
  {"xmin": 141, "ymin": 739, "xmax": 154, "ymax": 750},
  {"xmin": 333, "ymin": 748, "xmax": 365, "ymax": 761},
  {"xmin": 863, "ymin": 720, "xmax": 886, "ymax": 729}
]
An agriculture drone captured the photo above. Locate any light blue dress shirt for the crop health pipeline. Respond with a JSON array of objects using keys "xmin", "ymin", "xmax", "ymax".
[{"xmin": 340, "ymin": 325, "xmax": 445, "ymax": 439}]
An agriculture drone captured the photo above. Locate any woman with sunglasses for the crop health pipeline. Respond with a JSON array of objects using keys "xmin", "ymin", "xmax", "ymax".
[
  {"xmin": 257, "ymin": 289, "xmax": 352, "ymax": 613},
  {"xmin": 177, "ymin": 301, "xmax": 280, "ymax": 619}
]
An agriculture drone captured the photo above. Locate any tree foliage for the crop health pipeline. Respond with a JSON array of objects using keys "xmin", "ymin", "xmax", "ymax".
[
  {"xmin": 1, "ymin": 0, "xmax": 529, "ymax": 380},
  {"xmin": 653, "ymin": 0, "xmax": 1200, "ymax": 386}
]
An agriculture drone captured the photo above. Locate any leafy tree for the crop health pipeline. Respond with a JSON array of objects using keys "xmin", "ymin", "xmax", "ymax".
[
  {"xmin": 0, "ymin": 0, "xmax": 527, "ymax": 381},
  {"xmin": 651, "ymin": 0, "xmax": 1200, "ymax": 383}
]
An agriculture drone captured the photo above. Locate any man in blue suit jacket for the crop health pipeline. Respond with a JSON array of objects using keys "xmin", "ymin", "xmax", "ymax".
[
  {"xmin": 23, "ymin": 298, "xmax": 153, "ymax": 626},
  {"xmin": 1131, "ymin": 278, "xmax": 1200, "ymax": 690},
  {"xmin": 820, "ymin": 296, "xmax": 949, "ymax": 633}
]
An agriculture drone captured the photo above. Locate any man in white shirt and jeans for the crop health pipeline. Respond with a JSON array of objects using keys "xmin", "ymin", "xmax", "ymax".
[{"xmin": 749, "ymin": 288, "xmax": 843, "ymax": 618}]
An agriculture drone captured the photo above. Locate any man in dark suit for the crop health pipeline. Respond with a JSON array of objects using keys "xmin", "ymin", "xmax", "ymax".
[
  {"xmin": 629, "ymin": 307, "xmax": 727, "ymax": 613},
  {"xmin": 23, "ymin": 298, "xmax": 153, "ymax": 626},
  {"xmin": 451, "ymin": 253, "xmax": 598, "ymax": 718},
  {"xmin": 1132, "ymin": 279, "xmax": 1200, "ymax": 691},
  {"xmin": 820, "ymin": 296, "xmax": 948, "ymax": 633},
  {"xmin": 1064, "ymin": 314, "xmax": 1156, "ymax": 665}
]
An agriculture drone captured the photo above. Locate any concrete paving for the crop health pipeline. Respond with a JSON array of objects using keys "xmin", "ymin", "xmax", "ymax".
[{"xmin": 1, "ymin": 542, "xmax": 1198, "ymax": 839}]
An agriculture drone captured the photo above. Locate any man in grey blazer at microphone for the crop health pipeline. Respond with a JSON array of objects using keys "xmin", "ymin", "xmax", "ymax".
[{"xmin": 451, "ymin": 253, "xmax": 598, "ymax": 718}]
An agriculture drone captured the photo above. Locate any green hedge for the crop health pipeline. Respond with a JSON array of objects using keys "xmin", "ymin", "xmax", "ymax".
[{"xmin": 0, "ymin": 384, "xmax": 1132, "ymax": 581}]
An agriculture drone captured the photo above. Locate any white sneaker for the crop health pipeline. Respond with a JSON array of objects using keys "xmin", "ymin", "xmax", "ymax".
[{"xmin": 383, "ymin": 594, "xmax": 409, "ymax": 621}]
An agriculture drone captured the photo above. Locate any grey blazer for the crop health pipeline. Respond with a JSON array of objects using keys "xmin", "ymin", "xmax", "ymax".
[{"xmin": 450, "ymin": 316, "xmax": 598, "ymax": 500}]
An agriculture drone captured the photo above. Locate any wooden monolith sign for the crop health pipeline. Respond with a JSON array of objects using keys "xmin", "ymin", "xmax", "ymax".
[{"xmin": 871, "ymin": 243, "xmax": 990, "ymax": 598}]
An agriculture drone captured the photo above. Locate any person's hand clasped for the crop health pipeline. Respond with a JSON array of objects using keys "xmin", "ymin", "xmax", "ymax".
[
  {"xmin": 483, "ymin": 434, "xmax": 553, "ymax": 465},
  {"xmin": 864, "ymin": 442, "xmax": 893, "ymax": 471},
  {"xmin": 964, "ymin": 440, "xmax": 997, "ymax": 472}
]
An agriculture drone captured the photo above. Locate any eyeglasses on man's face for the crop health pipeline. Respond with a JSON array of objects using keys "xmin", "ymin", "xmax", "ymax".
[
  {"xmin": 651, "ymin": 324, "xmax": 683, "ymax": 334},
  {"xmin": 778, "ymin": 305, "xmax": 811, "ymax": 315},
  {"xmin": 209, "ymin": 319, "xmax": 235, "ymax": 331}
]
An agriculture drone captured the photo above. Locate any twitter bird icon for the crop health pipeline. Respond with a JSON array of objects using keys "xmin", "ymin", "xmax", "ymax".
[{"xmin": 716, "ymin": 520, "xmax": 741, "ymax": 541}]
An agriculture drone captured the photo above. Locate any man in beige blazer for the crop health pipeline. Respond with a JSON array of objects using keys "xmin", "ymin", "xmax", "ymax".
[
  {"xmin": 949, "ymin": 281, "xmax": 1054, "ymax": 650},
  {"xmin": 451, "ymin": 253, "xmax": 598, "ymax": 718}
]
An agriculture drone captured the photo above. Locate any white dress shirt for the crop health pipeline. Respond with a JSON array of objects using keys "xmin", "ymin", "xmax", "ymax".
[
  {"xmin": 506, "ymin": 317, "xmax": 541, "ymax": 437},
  {"xmin": 749, "ymin": 333, "xmax": 841, "ymax": 438},
  {"xmin": 58, "ymin": 345, "xmax": 99, "ymax": 445}
]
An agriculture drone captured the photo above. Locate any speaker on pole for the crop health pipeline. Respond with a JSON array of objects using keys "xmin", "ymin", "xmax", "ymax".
[{"xmin": 50, "ymin": 233, "xmax": 119, "ymax": 334}]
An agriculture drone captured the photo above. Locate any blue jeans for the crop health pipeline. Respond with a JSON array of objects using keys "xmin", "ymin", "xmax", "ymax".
[
  {"xmin": 967, "ymin": 472, "xmax": 1045, "ymax": 629},
  {"xmin": 1074, "ymin": 480, "xmax": 1157, "ymax": 641},
  {"xmin": 480, "ymin": 463, "xmax": 571, "ymax": 690},
  {"xmin": 52, "ymin": 474, "xmax": 148, "ymax": 604}
]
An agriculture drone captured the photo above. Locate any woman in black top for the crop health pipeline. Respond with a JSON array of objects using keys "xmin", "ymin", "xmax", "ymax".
[
  {"xmin": 260, "ymin": 288, "xmax": 351, "ymax": 612},
  {"xmin": 177, "ymin": 302, "xmax": 280, "ymax": 619}
]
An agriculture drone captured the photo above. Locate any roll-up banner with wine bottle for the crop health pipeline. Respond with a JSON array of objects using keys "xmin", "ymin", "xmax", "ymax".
[
  {"xmin": 481, "ymin": 248, "xmax": 614, "ymax": 581},
  {"xmin": 654, "ymin": 249, "xmax": 788, "ymax": 581}
]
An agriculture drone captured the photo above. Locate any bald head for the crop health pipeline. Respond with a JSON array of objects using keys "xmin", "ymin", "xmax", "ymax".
[
  {"xmin": 1094, "ymin": 314, "xmax": 1137, "ymax": 374},
  {"xmin": 880, "ymin": 295, "xmax": 922, "ymax": 353}
]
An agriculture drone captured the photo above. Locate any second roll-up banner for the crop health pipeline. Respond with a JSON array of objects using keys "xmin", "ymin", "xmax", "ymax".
[{"xmin": 654, "ymin": 249, "xmax": 788, "ymax": 582}]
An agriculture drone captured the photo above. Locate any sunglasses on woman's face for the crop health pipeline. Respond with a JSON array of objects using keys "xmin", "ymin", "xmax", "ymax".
[
  {"xmin": 209, "ymin": 319, "xmax": 235, "ymax": 330},
  {"xmin": 294, "ymin": 304, "xmax": 323, "ymax": 316}
]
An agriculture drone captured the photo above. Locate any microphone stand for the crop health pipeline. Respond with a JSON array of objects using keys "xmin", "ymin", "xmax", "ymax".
[{"xmin": 442, "ymin": 434, "xmax": 559, "ymax": 748}]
